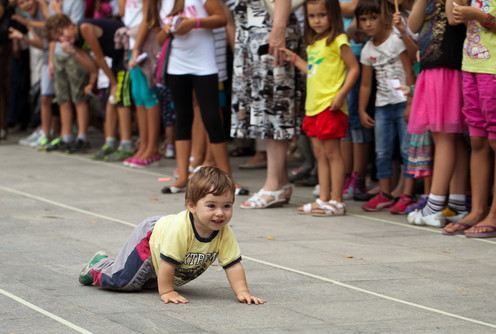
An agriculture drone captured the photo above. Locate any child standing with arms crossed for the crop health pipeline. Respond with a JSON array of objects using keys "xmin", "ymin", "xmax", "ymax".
[
  {"xmin": 78, "ymin": 166, "xmax": 265, "ymax": 304},
  {"xmin": 280, "ymin": 0, "xmax": 359, "ymax": 216},
  {"xmin": 356, "ymin": 0, "xmax": 415, "ymax": 212}
]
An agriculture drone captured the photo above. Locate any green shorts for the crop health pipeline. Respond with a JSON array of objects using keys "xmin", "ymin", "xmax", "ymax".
[{"xmin": 53, "ymin": 55, "xmax": 89, "ymax": 105}]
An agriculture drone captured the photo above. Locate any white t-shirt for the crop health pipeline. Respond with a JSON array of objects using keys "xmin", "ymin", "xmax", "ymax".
[
  {"xmin": 123, "ymin": 0, "xmax": 143, "ymax": 49},
  {"xmin": 160, "ymin": 0, "xmax": 218, "ymax": 75},
  {"xmin": 360, "ymin": 33, "xmax": 406, "ymax": 107}
]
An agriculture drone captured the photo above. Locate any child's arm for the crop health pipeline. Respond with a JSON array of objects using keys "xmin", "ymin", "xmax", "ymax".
[
  {"xmin": 225, "ymin": 263, "xmax": 266, "ymax": 304},
  {"xmin": 452, "ymin": 3, "xmax": 496, "ymax": 33},
  {"xmin": 79, "ymin": 23, "xmax": 118, "ymax": 98},
  {"xmin": 157, "ymin": 260, "xmax": 189, "ymax": 304},
  {"xmin": 330, "ymin": 44, "xmax": 360, "ymax": 111},
  {"xmin": 358, "ymin": 64, "xmax": 375, "ymax": 128},
  {"xmin": 399, "ymin": 50, "xmax": 415, "ymax": 122},
  {"xmin": 224, "ymin": 3, "xmax": 235, "ymax": 53},
  {"xmin": 118, "ymin": 0, "xmax": 126, "ymax": 18},
  {"xmin": 48, "ymin": 41, "xmax": 55, "ymax": 80},
  {"xmin": 408, "ymin": 0, "xmax": 427, "ymax": 34},
  {"xmin": 340, "ymin": 0, "xmax": 359, "ymax": 18},
  {"xmin": 40, "ymin": 0, "xmax": 50, "ymax": 19},
  {"xmin": 393, "ymin": 12, "xmax": 418, "ymax": 62},
  {"xmin": 85, "ymin": 70, "xmax": 98, "ymax": 96},
  {"xmin": 173, "ymin": 0, "xmax": 227, "ymax": 36},
  {"xmin": 61, "ymin": 42, "xmax": 99, "ymax": 73},
  {"xmin": 278, "ymin": 47, "xmax": 307, "ymax": 72},
  {"xmin": 129, "ymin": 0, "xmax": 150, "ymax": 69},
  {"xmin": 8, "ymin": 27, "xmax": 43, "ymax": 49}
]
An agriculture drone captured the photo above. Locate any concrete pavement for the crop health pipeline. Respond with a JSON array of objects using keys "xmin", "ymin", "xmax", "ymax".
[{"xmin": 1, "ymin": 131, "xmax": 496, "ymax": 333}]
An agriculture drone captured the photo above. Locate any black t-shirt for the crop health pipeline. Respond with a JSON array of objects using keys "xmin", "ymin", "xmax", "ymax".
[
  {"xmin": 417, "ymin": 0, "xmax": 466, "ymax": 72},
  {"xmin": 75, "ymin": 18, "xmax": 124, "ymax": 68}
]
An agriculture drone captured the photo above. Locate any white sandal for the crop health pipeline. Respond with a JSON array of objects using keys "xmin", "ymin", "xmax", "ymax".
[
  {"xmin": 312, "ymin": 200, "xmax": 346, "ymax": 217},
  {"xmin": 298, "ymin": 198, "xmax": 327, "ymax": 215},
  {"xmin": 240, "ymin": 184, "xmax": 292, "ymax": 209}
]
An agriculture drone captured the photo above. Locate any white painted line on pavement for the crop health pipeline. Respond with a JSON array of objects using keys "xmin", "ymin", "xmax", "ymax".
[
  {"xmin": 0, "ymin": 186, "xmax": 136, "ymax": 228},
  {"xmin": 3, "ymin": 185, "xmax": 496, "ymax": 329},
  {"xmin": 0, "ymin": 288, "xmax": 94, "ymax": 334},
  {"xmin": 244, "ymin": 256, "xmax": 496, "ymax": 329}
]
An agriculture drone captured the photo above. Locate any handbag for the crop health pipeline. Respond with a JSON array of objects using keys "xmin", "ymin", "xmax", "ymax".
[
  {"xmin": 155, "ymin": 35, "xmax": 173, "ymax": 86},
  {"xmin": 260, "ymin": 0, "xmax": 304, "ymax": 17}
]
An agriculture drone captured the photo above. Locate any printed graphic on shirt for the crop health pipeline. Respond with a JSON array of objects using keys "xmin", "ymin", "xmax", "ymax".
[
  {"xmin": 174, "ymin": 252, "xmax": 219, "ymax": 286},
  {"xmin": 307, "ymin": 50, "xmax": 325, "ymax": 79},
  {"xmin": 465, "ymin": 0, "xmax": 491, "ymax": 60}
]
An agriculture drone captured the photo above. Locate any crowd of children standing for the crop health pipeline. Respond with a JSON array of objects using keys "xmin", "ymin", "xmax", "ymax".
[{"xmin": 1, "ymin": 0, "xmax": 495, "ymax": 239}]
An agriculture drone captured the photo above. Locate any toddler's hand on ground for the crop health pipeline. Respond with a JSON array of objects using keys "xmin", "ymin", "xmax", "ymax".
[
  {"xmin": 236, "ymin": 291, "xmax": 266, "ymax": 305},
  {"xmin": 160, "ymin": 291, "xmax": 189, "ymax": 304}
]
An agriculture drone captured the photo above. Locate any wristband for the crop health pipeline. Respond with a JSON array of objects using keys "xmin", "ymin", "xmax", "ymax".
[
  {"xmin": 195, "ymin": 17, "xmax": 201, "ymax": 29},
  {"xmin": 409, "ymin": 85, "xmax": 415, "ymax": 96},
  {"xmin": 291, "ymin": 52, "xmax": 297, "ymax": 65},
  {"xmin": 481, "ymin": 13, "xmax": 495, "ymax": 29}
]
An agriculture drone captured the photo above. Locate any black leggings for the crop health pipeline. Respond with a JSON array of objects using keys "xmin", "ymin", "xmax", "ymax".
[{"xmin": 168, "ymin": 74, "xmax": 225, "ymax": 143}]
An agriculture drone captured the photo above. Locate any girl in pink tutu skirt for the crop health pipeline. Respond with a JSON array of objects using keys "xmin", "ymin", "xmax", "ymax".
[{"xmin": 406, "ymin": 0, "xmax": 470, "ymax": 228}]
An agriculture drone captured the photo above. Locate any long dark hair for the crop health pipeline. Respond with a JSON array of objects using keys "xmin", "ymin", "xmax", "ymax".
[{"xmin": 303, "ymin": 0, "xmax": 344, "ymax": 46}]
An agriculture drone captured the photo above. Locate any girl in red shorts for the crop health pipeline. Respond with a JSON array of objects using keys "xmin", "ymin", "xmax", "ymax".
[{"xmin": 280, "ymin": 0, "xmax": 359, "ymax": 216}]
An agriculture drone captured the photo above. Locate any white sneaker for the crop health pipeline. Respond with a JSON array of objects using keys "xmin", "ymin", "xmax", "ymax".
[
  {"xmin": 19, "ymin": 129, "xmax": 42, "ymax": 147},
  {"xmin": 165, "ymin": 144, "xmax": 175, "ymax": 159},
  {"xmin": 407, "ymin": 209, "xmax": 424, "ymax": 225},
  {"xmin": 422, "ymin": 212, "xmax": 447, "ymax": 227}
]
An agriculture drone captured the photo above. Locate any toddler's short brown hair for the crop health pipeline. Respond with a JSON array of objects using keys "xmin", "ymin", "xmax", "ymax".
[{"xmin": 185, "ymin": 167, "xmax": 235, "ymax": 204}]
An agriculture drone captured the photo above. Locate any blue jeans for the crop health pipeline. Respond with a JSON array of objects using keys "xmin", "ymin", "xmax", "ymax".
[{"xmin": 374, "ymin": 102, "xmax": 412, "ymax": 179}]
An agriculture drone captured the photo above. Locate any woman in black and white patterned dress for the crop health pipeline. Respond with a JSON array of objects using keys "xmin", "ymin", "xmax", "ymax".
[{"xmin": 231, "ymin": 0, "xmax": 305, "ymax": 209}]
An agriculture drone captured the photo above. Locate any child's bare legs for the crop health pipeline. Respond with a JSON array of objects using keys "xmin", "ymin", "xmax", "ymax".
[
  {"xmin": 40, "ymin": 96, "xmax": 53, "ymax": 138},
  {"xmin": 379, "ymin": 178, "xmax": 392, "ymax": 196},
  {"xmin": 133, "ymin": 105, "xmax": 147, "ymax": 159},
  {"xmin": 141, "ymin": 104, "xmax": 160, "ymax": 159},
  {"xmin": 326, "ymin": 139, "xmax": 345, "ymax": 202},
  {"xmin": 58, "ymin": 102, "xmax": 73, "ymax": 139},
  {"xmin": 354, "ymin": 141, "xmax": 370, "ymax": 178},
  {"xmin": 209, "ymin": 142, "xmax": 230, "ymax": 175},
  {"xmin": 459, "ymin": 137, "xmax": 494, "ymax": 234},
  {"xmin": 74, "ymin": 102, "xmax": 89, "ymax": 137},
  {"xmin": 117, "ymin": 106, "xmax": 132, "ymax": 143},
  {"xmin": 444, "ymin": 136, "xmax": 489, "ymax": 233},
  {"xmin": 203, "ymin": 142, "xmax": 216, "ymax": 166},
  {"xmin": 313, "ymin": 138, "xmax": 331, "ymax": 203},
  {"xmin": 341, "ymin": 139, "xmax": 353, "ymax": 175},
  {"xmin": 171, "ymin": 139, "xmax": 191, "ymax": 187},
  {"xmin": 430, "ymin": 132, "xmax": 460, "ymax": 195},
  {"xmin": 165, "ymin": 125, "xmax": 175, "ymax": 148},
  {"xmin": 104, "ymin": 103, "xmax": 118, "ymax": 142},
  {"xmin": 191, "ymin": 97, "xmax": 206, "ymax": 167},
  {"xmin": 421, "ymin": 132, "xmax": 468, "ymax": 218}
]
